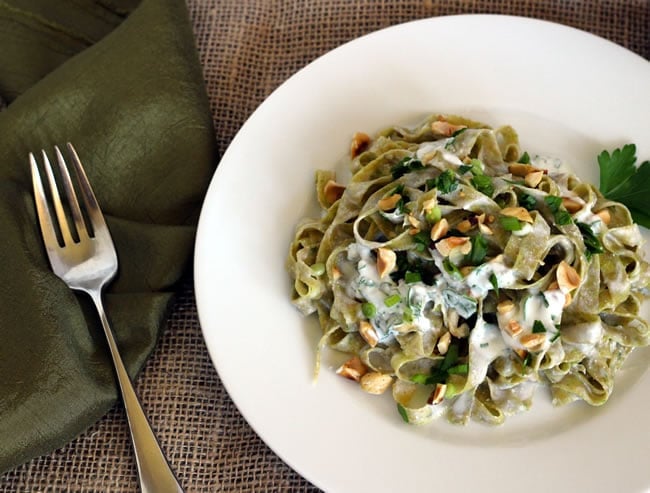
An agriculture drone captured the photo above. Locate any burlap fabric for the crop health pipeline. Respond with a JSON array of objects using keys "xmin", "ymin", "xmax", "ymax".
[{"xmin": 1, "ymin": 1, "xmax": 648, "ymax": 491}]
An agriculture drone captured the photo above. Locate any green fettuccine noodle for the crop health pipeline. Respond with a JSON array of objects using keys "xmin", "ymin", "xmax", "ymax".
[
  {"xmin": 0, "ymin": 0, "xmax": 216, "ymax": 473},
  {"xmin": 287, "ymin": 114, "xmax": 649, "ymax": 426}
]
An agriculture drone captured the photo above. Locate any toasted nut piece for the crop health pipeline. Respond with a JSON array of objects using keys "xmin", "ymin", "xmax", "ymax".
[
  {"xmin": 459, "ymin": 191, "xmax": 466, "ymax": 198},
  {"xmin": 561, "ymin": 197, "xmax": 583, "ymax": 213},
  {"xmin": 514, "ymin": 348, "xmax": 528, "ymax": 360},
  {"xmin": 501, "ymin": 207, "xmax": 534, "ymax": 223},
  {"xmin": 524, "ymin": 171, "xmax": 544, "ymax": 188},
  {"xmin": 596, "ymin": 208, "xmax": 611, "ymax": 225},
  {"xmin": 435, "ymin": 236, "xmax": 470, "ymax": 256},
  {"xmin": 521, "ymin": 333, "xmax": 546, "ymax": 351},
  {"xmin": 505, "ymin": 319, "xmax": 523, "ymax": 336},
  {"xmin": 460, "ymin": 266, "xmax": 475, "ymax": 277},
  {"xmin": 427, "ymin": 383, "xmax": 447, "ymax": 405},
  {"xmin": 478, "ymin": 223, "xmax": 493, "ymax": 235},
  {"xmin": 323, "ymin": 179, "xmax": 346, "ymax": 205},
  {"xmin": 437, "ymin": 331, "xmax": 451, "ymax": 355},
  {"xmin": 564, "ymin": 291, "xmax": 573, "ymax": 307},
  {"xmin": 360, "ymin": 372, "xmax": 393, "ymax": 395},
  {"xmin": 376, "ymin": 248, "xmax": 397, "ymax": 279},
  {"xmin": 487, "ymin": 214, "xmax": 496, "ymax": 224},
  {"xmin": 350, "ymin": 132, "xmax": 370, "ymax": 157},
  {"xmin": 408, "ymin": 227, "xmax": 421, "ymax": 235},
  {"xmin": 359, "ymin": 320, "xmax": 379, "ymax": 347},
  {"xmin": 547, "ymin": 281, "xmax": 559, "ymax": 291},
  {"xmin": 422, "ymin": 198, "xmax": 437, "ymax": 213},
  {"xmin": 508, "ymin": 163, "xmax": 543, "ymax": 176},
  {"xmin": 336, "ymin": 356, "xmax": 368, "ymax": 382},
  {"xmin": 556, "ymin": 261, "xmax": 581, "ymax": 293},
  {"xmin": 431, "ymin": 121, "xmax": 467, "ymax": 137},
  {"xmin": 378, "ymin": 193, "xmax": 402, "ymax": 211},
  {"xmin": 497, "ymin": 299, "xmax": 515, "ymax": 314},
  {"xmin": 457, "ymin": 219, "xmax": 473, "ymax": 233},
  {"xmin": 331, "ymin": 266, "xmax": 341, "ymax": 281},
  {"xmin": 430, "ymin": 218, "xmax": 449, "ymax": 241},
  {"xmin": 450, "ymin": 322, "xmax": 470, "ymax": 339},
  {"xmin": 407, "ymin": 214, "xmax": 422, "ymax": 229},
  {"xmin": 446, "ymin": 309, "xmax": 459, "ymax": 333}
]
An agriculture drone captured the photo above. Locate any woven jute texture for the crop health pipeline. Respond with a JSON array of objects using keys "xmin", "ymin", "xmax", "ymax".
[{"xmin": 2, "ymin": 1, "xmax": 649, "ymax": 492}]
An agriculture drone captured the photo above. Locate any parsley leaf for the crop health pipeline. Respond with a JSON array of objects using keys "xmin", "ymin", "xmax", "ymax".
[
  {"xmin": 519, "ymin": 193, "xmax": 537, "ymax": 211},
  {"xmin": 519, "ymin": 151, "xmax": 531, "ymax": 164},
  {"xmin": 432, "ymin": 170, "xmax": 459, "ymax": 194},
  {"xmin": 467, "ymin": 234, "xmax": 488, "ymax": 265},
  {"xmin": 391, "ymin": 156, "xmax": 424, "ymax": 179},
  {"xmin": 471, "ymin": 174, "xmax": 494, "ymax": 197},
  {"xmin": 598, "ymin": 144, "xmax": 650, "ymax": 228},
  {"xmin": 576, "ymin": 222, "xmax": 604, "ymax": 259},
  {"xmin": 544, "ymin": 195, "xmax": 573, "ymax": 226}
]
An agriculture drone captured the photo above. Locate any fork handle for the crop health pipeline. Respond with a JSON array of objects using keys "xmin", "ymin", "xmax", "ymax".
[{"xmin": 89, "ymin": 290, "xmax": 185, "ymax": 493}]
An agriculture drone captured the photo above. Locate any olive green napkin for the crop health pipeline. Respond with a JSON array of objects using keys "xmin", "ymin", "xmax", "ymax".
[{"xmin": 0, "ymin": 0, "xmax": 216, "ymax": 473}]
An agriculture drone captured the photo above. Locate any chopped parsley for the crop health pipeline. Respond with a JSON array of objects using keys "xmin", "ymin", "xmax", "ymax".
[
  {"xmin": 384, "ymin": 294, "xmax": 401, "ymax": 307},
  {"xmin": 412, "ymin": 230, "xmax": 430, "ymax": 252},
  {"xmin": 391, "ymin": 156, "xmax": 424, "ymax": 179},
  {"xmin": 442, "ymin": 258, "xmax": 463, "ymax": 279},
  {"xmin": 471, "ymin": 174, "xmax": 494, "ymax": 197},
  {"xmin": 428, "ymin": 170, "xmax": 458, "ymax": 194},
  {"xmin": 576, "ymin": 221, "xmax": 604, "ymax": 259},
  {"xmin": 447, "ymin": 363, "xmax": 469, "ymax": 375},
  {"xmin": 519, "ymin": 151, "xmax": 531, "ymax": 164},
  {"xmin": 544, "ymin": 195, "xmax": 573, "ymax": 225},
  {"xmin": 499, "ymin": 215, "xmax": 523, "ymax": 231},
  {"xmin": 467, "ymin": 234, "xmax": 488, "ymax": 265},
  {"xmin": 404, "ymin": 271, "xmax": 422, "ymax": 284},
  {"xmin": 532, "ymin": 320, "xmax": 547, "ymax": 333},
  {"xmin": 598, "ymin": 144, "xmax": 650, "ymax": 228},
  {"xmin": 489, "ymin": 272, "xmax": 499, "ymax": 295},
  {"xmin": 396, "ymin": 403, "xmax": 409, "ymax": 423},
  {"xmin": 519, "ymin": 193, "xmax": 537, "ymax": 211},
  {"xmin": 361, "ymin": 302, "xmax": 376, "ymax": 318}
]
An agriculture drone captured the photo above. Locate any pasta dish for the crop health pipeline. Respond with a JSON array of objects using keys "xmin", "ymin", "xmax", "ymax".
[{"xmin": 287, "ymin": 114, "xmax": 649, "ymax": 425}]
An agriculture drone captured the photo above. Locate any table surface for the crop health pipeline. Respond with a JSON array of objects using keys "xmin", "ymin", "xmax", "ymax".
[{"xmin": 2, "ymin": 0, "xmax": 649, "ymax": 491}]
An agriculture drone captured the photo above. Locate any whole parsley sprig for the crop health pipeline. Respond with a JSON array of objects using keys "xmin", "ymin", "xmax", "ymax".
[{"xmin": 598, "ymin": 144, "xmax": 650, "ymax": 228}]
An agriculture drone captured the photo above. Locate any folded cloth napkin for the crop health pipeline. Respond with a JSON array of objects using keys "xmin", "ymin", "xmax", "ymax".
[{"xmin": 0, "ymin": 0, "xmax": 216, "ymax": 473}]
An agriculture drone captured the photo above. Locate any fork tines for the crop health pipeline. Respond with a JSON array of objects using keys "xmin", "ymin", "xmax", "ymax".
[{"xmin": 30, "ymin": 143, "xmax": 105, "ymax": 248}]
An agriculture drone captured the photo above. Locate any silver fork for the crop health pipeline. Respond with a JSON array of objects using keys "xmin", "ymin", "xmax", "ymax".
[{"xmin": 30, "ymin": 143, "xmax": 184, "ymax": 493}]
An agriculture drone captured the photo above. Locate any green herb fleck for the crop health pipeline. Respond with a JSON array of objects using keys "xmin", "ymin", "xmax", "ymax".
[
  {"xmin": 519, "ymin": 151, "xmax": 531, "ymax": 164},
  {"xmin": 391, "ymin": 157, "xmax": 424, "ymax": 179},
  {"xmin": 405, "ymin": 271, "xmax": 422, "ymax": 284},
  {"xmin": 523, "ymin": 353, "xmax": 532, "ymax": 367},
  {"xmin": 499, "ymin": 215, "xmax": 523, "ymax": 231},
  {"xmin": 471, "ymin": 174, "xmax": 494, "ymax": 197},
  {"xmin": 432, "ymin": 170, "xmax": 459, "ymax": 194},
  {"xmin": 532, "ymin": 320, "xmax": 547, "ymax": 333},
  {"xmin": 412, "ymin": 230, "xmax": 430, "ymax": 252},
  {"xmin": 544, "ymin": 195, "xmax": 573, "ymax": 225},
  {"xmin": 442, "ymin": 258, "xmax": 463, "ymax": 279},
  {"xmin": 519, "ymin": 193, "xmax": 537, "ymax": 211},
  {"xmin": 361, "ymin": 302, "xmax": 376, "ymax": 318},
  {"xmin": 397, "ymin": 403, "xmax": 409, "ymax": 423},
  {"xmin": 489, "ymin": 272, "xmax": 499, "ymax": 295},
  {"xmin": 550, "ymin": 331, "xmax": 561, "ymax": 343},
  {"xmin": 467, "ymin": 234, "xmax": 488, "ymax": 265},
  {"xmin": 577, "ymin": 221, "xmax": 604, "ymax": 259},
  {"xmin": 403, "ymin": 306, "xmax": 414, "ymax": 323},
  {"xmin": 384, "ymin": 294, "xmax": 401, "ymax": 307},
  {"xmin": 440, "ymin": 344, "xmax": 459, "ymax": 371},
  {"xmin": 447, "ymin": 363, "xmax": 469, "ymax": 375}
]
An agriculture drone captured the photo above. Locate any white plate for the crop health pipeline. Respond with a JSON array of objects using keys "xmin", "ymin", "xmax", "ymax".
[{"xmin": 195, "ymin": 15, "xmax": 650, "ymax": 493}]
